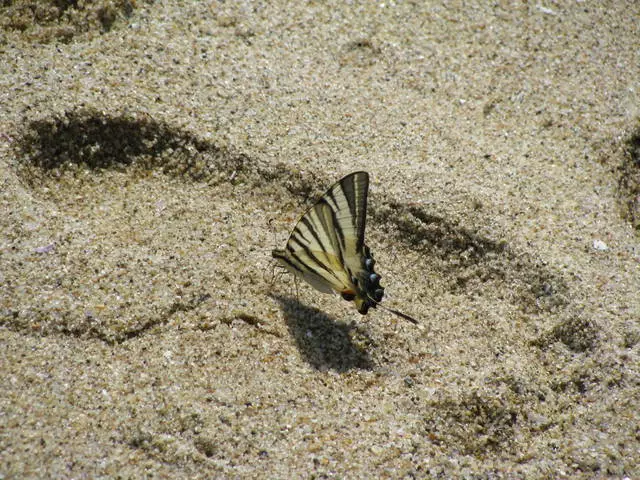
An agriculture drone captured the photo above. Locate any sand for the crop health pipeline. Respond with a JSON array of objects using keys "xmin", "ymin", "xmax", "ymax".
[{"xmin": 1, "ymin": 1, "xmax": 639, "ymax": 478}]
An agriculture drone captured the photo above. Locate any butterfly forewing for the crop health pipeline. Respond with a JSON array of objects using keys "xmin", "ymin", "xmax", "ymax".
[
  {"xmin": 273, "ymin": 172, "xmax": 369, "ymax": 294},
  {"xmin": 323, "ymin": 171, "xmax": 368, "ymax": 253},
  {"xmin": 286, "ymin": 202, "xmax": 351, "ymax": 292}
]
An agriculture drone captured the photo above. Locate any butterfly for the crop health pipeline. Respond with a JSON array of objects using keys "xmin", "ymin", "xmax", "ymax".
[{"xmin": 272, "ymin": 171, "xmax": 418, "ymax": 324}]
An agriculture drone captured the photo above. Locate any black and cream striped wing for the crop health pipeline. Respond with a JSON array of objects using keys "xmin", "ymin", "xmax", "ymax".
[{"xmin": 272, "ymin": 171, "xmax": 369, "ymax": 295}]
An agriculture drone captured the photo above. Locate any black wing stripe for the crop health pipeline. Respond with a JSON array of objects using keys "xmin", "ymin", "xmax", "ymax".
[
  {"xmin": 326, "ymin": 181, "xmax": 355, "ymax": 234},
  {"xmin": 327, "ymin": 202, "xmax": 346, "ymax": 260},
  {"xmin": 290, "ymin": 209, "xmax": 344, "ymax": 265},
  {"xmin": 324, "ymin": 189, "xmax": 343, "ymax": 218},
  {"xmin": 340, "ymin": 175, "xmax": 358, "ymax": 229},
  {"xmin": 297, "ymin": 216, "xmax": 330, "ymax": 255},
  {"xmin": 353, "ymin": 173, "xmax": 368, "ymax": 251},
  {"xmin": 315, "ymin": 199, "xmax": 346, "ymax": 260},
  {"xmin": 274, "ymin": 251, "xmax": 304, "ymax": 273},
  {"xmin": 288, "ymin": 237, "xmax": 342, "ymax": 284}
]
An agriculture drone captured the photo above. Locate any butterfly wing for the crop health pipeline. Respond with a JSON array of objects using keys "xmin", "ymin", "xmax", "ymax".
[
  {"xmin": 321, "ymin": 171, "xmax": 369, "ymax": 263},
  {"xmin": 272, "ymin": 172, "xmax": 369, "ymax": 296},
  {"xmin": 273, "ymin": 171, "xmax": 419, "ymax": 324}
]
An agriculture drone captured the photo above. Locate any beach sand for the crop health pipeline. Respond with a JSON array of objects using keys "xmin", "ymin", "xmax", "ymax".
[{"xmin": 1, "ymin": 1, "xmax": 639, "ymax": 477}]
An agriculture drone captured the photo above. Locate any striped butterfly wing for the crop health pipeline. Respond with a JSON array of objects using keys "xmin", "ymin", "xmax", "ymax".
[
  {"xmin": 273, "ymin": 171, "xmax": 419, "ymax": 324},
  {"xmin": 273, "ymin": 171, "xmax": 369, "ymax": 298}
]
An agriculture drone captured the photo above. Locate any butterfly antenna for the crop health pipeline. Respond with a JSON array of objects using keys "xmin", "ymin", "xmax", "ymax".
[{"xmin": 367, "ymin": 295, "xmax": 420, "ymax": 325}]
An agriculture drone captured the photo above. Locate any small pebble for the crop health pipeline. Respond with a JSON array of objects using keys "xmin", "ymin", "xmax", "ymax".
[{"xmin": 592, "ymin": 239, "xmax": 608, "ymax": 251}]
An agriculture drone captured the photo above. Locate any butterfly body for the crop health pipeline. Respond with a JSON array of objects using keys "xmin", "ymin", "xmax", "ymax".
[{"xmin": 273, "ymin": 171, "xmax": 418, "ymax": 324}]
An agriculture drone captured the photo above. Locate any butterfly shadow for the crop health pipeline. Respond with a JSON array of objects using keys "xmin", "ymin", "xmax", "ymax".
[{"xmin": 271, "ymin": 294, "xmax": 375, "ymax": 372}]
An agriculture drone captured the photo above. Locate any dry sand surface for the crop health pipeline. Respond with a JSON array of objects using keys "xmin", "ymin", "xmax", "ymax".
[{"xmin": 1, "ymin": 1, "xmax": 639, "ymax": 478}]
